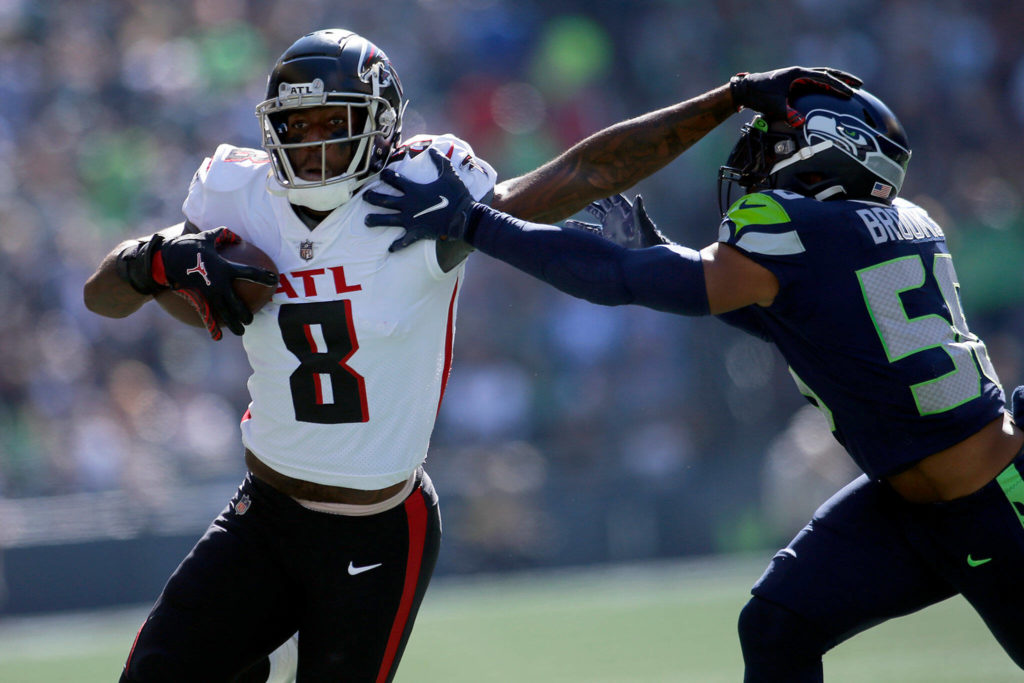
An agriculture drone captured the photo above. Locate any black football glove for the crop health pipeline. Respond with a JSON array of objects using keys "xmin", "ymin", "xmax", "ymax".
[
  {"xmin": 729, "ymin": 66, "xmax": 862, "ymax": 127},
  {"xmin": 564, "ymin": 194, "xmax": 670, "ymax": 248},
  {"xmin": 363, "ymin": 148, "xmax": 476, "ymax": 252},
  {"xmin": 117, "ymin": 227, "xmax": 277, "ymax": 340}
]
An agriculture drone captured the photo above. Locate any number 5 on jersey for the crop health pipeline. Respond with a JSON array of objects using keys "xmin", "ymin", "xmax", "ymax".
[
  {"xmin": 279, "ymin": 301, "xmax": 369, "ymax": 424},
  {"xmin": 859, "ymin": 253, "xmax": 999, "ymax": 416}
]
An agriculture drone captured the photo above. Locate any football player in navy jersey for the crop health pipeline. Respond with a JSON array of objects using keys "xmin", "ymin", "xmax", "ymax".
[
  {"xmin": 364, "ymin": 82, "xmax": 1024, "ymax": 679},
  {"xmin": 83, "ymin": 23, "xmax": 854, "ymax": 683}
]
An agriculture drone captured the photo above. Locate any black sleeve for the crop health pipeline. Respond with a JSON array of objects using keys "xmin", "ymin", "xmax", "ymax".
[{"xmin": 466, "ymin": 204, "xmax": 711, "ymax": 316}]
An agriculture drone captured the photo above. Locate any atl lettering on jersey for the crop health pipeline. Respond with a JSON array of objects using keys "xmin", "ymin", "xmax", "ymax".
[{"xmin": 180, "ymin": 135, "xmax": 497, "ymax": 489}]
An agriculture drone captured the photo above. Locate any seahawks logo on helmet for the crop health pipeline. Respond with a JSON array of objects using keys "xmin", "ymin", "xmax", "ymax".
[{"xmin": 802, "ymin": 110, "xmax": 906, "ymax": 191}]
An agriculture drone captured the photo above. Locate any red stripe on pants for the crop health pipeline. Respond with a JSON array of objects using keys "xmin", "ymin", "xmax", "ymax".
[
  {"xmin": 124, "ymin": 621, "xmax": 145, "ymax": 673},
  {"xmin": 375, "ymin": 490, "xmax": 428, "ymax": 682}
]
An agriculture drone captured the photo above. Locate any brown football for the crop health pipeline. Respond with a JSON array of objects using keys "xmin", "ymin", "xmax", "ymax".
[{"xmin": 154, "ymin": 240, "xmax": 278, "ymax": 328}]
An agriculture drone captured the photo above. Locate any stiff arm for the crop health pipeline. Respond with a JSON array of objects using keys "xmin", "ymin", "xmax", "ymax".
[{"xmin": 491, "ymin": 86, "xmax": 734, "ymax": 223}]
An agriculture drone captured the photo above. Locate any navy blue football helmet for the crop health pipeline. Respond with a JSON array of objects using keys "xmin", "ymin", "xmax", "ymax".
[
  {"xmin": 256, "ymin": 29, "xmax": 406, "ymax": 211},
  {"xmin": 719, "ymin": 87, "xmax": 911, "ymax": 211}
]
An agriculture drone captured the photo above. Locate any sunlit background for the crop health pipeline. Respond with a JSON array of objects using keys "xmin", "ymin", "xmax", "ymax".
[{"xmin": 2, "ymin": 0, "xmax": 1024, "ymax": 621}]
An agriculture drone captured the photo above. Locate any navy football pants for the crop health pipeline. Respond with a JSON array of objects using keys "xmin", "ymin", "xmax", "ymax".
[
  {"xmin": 740, "ymin": 450, "xmax": 1024, "ymax": 681},
  {"xmin": 121, "ymin": 470, "xmax": 441, "ymax": 682}
]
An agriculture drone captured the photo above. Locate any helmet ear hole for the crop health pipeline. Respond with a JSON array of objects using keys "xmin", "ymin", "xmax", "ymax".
[{"xmin": 796, "ymin": 171, "xmax": 825, "ymax": 186}]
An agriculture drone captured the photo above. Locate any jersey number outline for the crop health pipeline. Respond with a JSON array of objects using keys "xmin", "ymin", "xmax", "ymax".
[
  {"xmin": 278, "ymin": 301, "xmax": 369, "ymax": 424},
  {"xmin": 857, "ymin": 253, "xmax": 998, "ymax": 416}
]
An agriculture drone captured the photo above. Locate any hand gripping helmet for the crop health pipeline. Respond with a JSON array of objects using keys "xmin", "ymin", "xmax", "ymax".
[
  {"xmin": 718, "ymin": 87, "xmax": 910, "ymax": 212},
  {"xmin": 256, "ymin": 29, "xmax": 406, "ymax": 212}
]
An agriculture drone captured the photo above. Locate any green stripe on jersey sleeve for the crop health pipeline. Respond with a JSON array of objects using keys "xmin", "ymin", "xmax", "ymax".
[
  {"xmin": 725, "ymin": 193, "xmax": 791, "ymax": 235},
  {"xmin": 719, "ymin": 192, "xmax": 804, "ymax": 256}
]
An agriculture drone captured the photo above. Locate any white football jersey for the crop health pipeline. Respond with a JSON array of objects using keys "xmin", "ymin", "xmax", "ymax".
[{"xmin": 182, "ymin": 135, "xmax": 497, "ymax": 489}]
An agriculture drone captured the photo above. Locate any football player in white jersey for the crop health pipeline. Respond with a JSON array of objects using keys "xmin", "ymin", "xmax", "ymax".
[
  {"xmin": 84, "ymin": 25, "xmax": 849, "ymax": 682},
  {"xmin": 86, "ymin": 29, "xmax": 485, "ymax": 682}
]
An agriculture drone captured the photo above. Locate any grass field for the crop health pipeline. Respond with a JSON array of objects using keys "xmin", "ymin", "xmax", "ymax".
[{"xmin": 0, "ymin": 554, "xmax": 1018, "ymax": 682}]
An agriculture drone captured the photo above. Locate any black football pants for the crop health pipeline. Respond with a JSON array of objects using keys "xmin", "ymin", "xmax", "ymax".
[
  {"xmin": 739, "ymin": 449, "xmax": 1024, "ymax": 681},
  {"xmin": 120, "ymin": 469, "xmax": 440, "ymax": 682}
]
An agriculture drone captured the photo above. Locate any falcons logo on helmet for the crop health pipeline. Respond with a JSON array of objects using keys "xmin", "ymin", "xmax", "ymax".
[{"xmin": 358, "ymin": 43, "xmax": 396, "ymax": 88}]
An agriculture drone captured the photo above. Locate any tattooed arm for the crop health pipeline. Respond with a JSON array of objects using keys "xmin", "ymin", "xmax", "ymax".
[{"xmin": 491, "ymin": 85, "xmax": 734, "ymax": 223}]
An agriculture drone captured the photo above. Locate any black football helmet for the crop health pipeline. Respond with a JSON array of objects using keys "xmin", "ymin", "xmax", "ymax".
[
  {"xmin": 718, "ymin": 87, "xmax": 910, "ymax": 212},
  {"xmin": 256, "ymin": 29, "xmax": 406, "ymax": 211}
]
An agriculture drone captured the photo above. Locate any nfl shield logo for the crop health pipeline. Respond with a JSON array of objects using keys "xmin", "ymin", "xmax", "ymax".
[
  {"xmin": 299, "ymin": 240, "xmax": 314, "ymax": 261},
  {"xmin": 235, "ymin": 494, "xmax": 252, "ymax": 515}
]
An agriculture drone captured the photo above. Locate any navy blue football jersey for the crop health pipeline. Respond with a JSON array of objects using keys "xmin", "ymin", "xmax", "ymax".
[{"xmin": 717, "ymin": 190, "xmax": 1004, "ymax": 479}]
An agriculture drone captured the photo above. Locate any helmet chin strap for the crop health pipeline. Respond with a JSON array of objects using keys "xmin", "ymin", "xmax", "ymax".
[
  {"xmin": 768, "ymin": 138, "xmax": 845, "ymax": 201},
  {"xmin": 814, "ymin": 185, "xmax": 846, "ymax": 200},
  {"xmin": 287, "ymin": 179, "xmax": 359, "ymax": 212},
  {"xmin": 769, "ymin": 139, "xmax": 835, "ymax": 175}
]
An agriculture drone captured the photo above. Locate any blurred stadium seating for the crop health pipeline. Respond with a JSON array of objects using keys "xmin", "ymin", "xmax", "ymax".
[{"xmin": 2, "ymin": 0, "xmax": 1024, "ymax": 614}]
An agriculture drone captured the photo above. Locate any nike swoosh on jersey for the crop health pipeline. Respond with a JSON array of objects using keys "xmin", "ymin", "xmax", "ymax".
[
  {"xmin": 738, "ymin": 199, "xmax": 767, "ymax": 210},
  {"xmin": 348, "ymin": 561, "xmax": 383, "ymax": 575},
  {"xmin": 413, "ymin": 196, "xmax": 449, "ymax": 218}
]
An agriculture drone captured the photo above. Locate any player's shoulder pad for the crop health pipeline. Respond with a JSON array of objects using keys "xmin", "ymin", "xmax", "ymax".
[
  {"xmin": 891, "ymin": 196, "xmax": 924, "ymax": 214},
  {"xmin": 719, "ymin": 190, "xmax": 807, "ymax": 257},
  {"xmin": 723, "ymin": 190, "xmax": 802, "ymax": 231},
  {"xmin": 391, "ymin": 134, "xmax": 496, "ymax": 201},
  {"xmin": 190, "ymin": 143, "xmax": 272, "ymax": 194}
]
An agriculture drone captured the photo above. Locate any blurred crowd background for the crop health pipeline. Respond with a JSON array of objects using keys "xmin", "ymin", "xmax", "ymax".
[{"xmin": 2, "ymin": 0, "xmax": 1024, "ymax": 612}]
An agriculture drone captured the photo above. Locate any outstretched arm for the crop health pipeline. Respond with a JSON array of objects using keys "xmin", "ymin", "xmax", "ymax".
[
  {"xmin": 491, "ymin": 85, "xmax": 734, "ymax": 223},
  {"xmin": 365, "ymin": 150, "xmax": 779, "ymax": 316},
  {"xmin": 489, "ymin": 66, "xmax": 862, "ymax": 223},
  {"xmin": 464, "ymin": 204, "xmax": 777, "ymax": 316}
]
